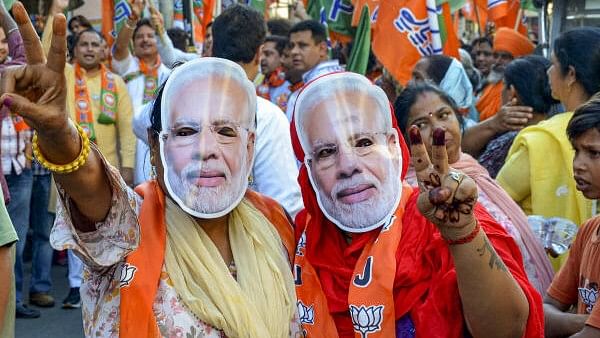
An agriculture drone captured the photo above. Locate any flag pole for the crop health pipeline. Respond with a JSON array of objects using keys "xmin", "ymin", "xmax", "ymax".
[
  {"xmin": 514, "ymin": 7, "xmax": 522, "ymax": 30},
  {"xmin": 473, "ymin": 0, "xmax": 482, "ymax": 37}
]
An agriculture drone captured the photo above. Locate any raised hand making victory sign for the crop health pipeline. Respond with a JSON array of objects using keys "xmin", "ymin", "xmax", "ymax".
[
  {"xmin": 408, "ymin": 126, "xmax": 479, "ymax": 241},
  {"xmin": 1, "ymin": 2, "xmax": 111, "ymax": 226}
]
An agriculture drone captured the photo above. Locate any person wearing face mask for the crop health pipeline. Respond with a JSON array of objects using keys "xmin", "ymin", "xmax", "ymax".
[
  {"xmin": 0, "ymin": 5, "xmax": 301, "ymax": 337},
  {"xmin": 290, "ymin": 72, "xmax": 543, "ymax": 338}
]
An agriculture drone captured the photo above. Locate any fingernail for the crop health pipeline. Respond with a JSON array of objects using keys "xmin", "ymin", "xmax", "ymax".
[
  {"xmin": 433, "ymin": 128, "xmax": 445, "ymax": 146},
  {"xmin": 408, "ymin": 126, "xmax": 422, "ymax": 145},
  {"xmin": 2, "ymin": 96, "xmax": 12, "ymax": 109}
]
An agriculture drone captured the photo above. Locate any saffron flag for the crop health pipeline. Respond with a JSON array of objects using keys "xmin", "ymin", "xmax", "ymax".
[
  {"xmin": 173, "ymin": 0, "xmax": 185, "ymax": 28},
  {"xmin": 351, "ymin": 0, "xmax": 379, "ymax": 26},
  {"xmin": 372, "ymin": 0, "xmax": 459, "ymax": 85},
  {"xmin": 486, "ymin": 0, "xmax": 527, "ymax": 34},
  {"xmin": 101, "ymin": 0, "xmax": 132, "ymax": 48},
  {"xmin": 191, "ymin": 0, "xmax": 215, "ymax": 47},
  {"xmin": 347, "ymin": 5, "xmax": 371, "ymax": 74}
]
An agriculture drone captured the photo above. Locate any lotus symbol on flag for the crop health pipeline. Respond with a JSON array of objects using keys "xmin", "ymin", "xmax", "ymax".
[
  {"xmin": 296, "ymin": 231, "xmax": 306, "ymax": 256},
  {"xmin": 297, "ymin": 301, "xmax": 315, "ymax": 325},
  {"xmin": 350, "ymin": 305, "xmax": 384, "ymax": 338},
  {"xmin": 578, "ymin": 286, "xmax": 598, "ymax": 313},
  {"xmin": 119, "ymin": 263, "xmax": 137, "ymax": 288}
]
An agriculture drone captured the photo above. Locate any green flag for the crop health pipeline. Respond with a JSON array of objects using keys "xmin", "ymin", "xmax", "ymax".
[
  {"xmin": 346, "ymin": 5, "xmax": 371, "ymax": 75},
  {"xmin": 2, "ymin": 0, "xmax": 14, "ymax": 9},
  {"xmin": 436, "ymin": 0, "xmax": 466, "ymax": 13},
  {"xmin": 244, "ymin": 0, "xmax": 267, "ymax": 14},
  {"xmin": 307, "ymin": 0, "xmax": 355, "ymax": 39},
  {"xmin": 324, "ymin": 0, "xmax": 355, "ymax": 37}
]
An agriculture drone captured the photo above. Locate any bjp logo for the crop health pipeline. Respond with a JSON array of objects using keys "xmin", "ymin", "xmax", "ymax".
[
  {"xmin": 349, "ymin": 305, "xmax": 384, "ymax": 338},
  {"xmin": 297, "ymin": 301, "xmax": 315, "ymax": 325},
  {"xmin": 578, "ymin": 283, "xmax": 598, "ymax": 313},
  {"xmin": 119, "ymin": 263, "xmax": 137, "ymax": 288}
]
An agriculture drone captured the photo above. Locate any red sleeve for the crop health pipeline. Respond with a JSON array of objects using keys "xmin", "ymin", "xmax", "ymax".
[{"xmin": 475, "ymin": 204, "xmax": 545, "ymax": 338}]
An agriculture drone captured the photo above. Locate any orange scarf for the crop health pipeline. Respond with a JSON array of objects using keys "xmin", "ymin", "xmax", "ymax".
[
  {"xmin": 119, "ymin": 181, "xmax": 295, "ymax": 338},
  {"xmin": 295, "ymin": 184, "xmax": 413, "ymax": 338},
  {"xmin": 74, "ymin": 63, "xmax": 118, "ymax": 141},
  {"xmin": 257, "ymin": 67, "xmax": 287, "ymax": 101},
  {"xmin": 476, "ymin": 81, "xmax": 503, "ymax": 121},
  {"xmin": 139, "ymin": 56, "xmax": 161, "ymax": 104}
]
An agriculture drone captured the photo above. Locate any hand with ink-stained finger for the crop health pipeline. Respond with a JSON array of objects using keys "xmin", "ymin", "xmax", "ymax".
[{"xmin": 408, "ymin": 126, "xmax": 478, "ymax": 232}]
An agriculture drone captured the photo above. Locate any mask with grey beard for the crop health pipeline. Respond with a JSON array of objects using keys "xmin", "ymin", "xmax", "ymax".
[
  {"xmin": 160, "ymin": 139, "xmax": 251, "ymax": 219},
  {"xmin": 306, "ymin": 154, "xmax": 402, "ymax": 233}
]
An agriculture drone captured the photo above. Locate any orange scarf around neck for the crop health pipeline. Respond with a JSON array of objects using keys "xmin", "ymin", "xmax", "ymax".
[{"xmin": 119, "ymin": 181, "xmax": 295, "ymax": 338}]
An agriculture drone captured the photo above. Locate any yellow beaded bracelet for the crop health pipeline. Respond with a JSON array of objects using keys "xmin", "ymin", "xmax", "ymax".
[{"xmin": 32, "ymin": 124, "xmax": 91, "ymax": 174}]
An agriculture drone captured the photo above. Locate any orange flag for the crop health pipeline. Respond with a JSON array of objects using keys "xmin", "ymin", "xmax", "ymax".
[
  {"xmin": 488, "ymin": 0, "xmax": 527, "ymax": 35},
  {"xmin": 351, "ymin": 0, "xmax": 379, "ymax": 26},
  {"xmin": 372, "ymin": 0, "xmax": 459, "ymax": 85}
]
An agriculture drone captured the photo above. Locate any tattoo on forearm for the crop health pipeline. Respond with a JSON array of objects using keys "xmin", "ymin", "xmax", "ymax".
[{"xmin": 476, "ymin": 238, "xmax": 508, "ymax": 272}]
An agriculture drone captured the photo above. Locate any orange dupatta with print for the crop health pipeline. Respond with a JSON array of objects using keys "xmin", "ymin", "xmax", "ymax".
[
  {"xmin": 476, "ymin": 81, "xmax": 504, "ymax": 121},
  {"xmin": 294, "ymin": 184, "xmax": 413, "ymax": 338},
  {"xmin": 139, "ymin": 56, "xmax": 162, "ymax": 104},
  {"xmin": 74, "ymin": 63, "xmax": 119, "ymax": 141},
  {"xmin": 119, "ymin": 181, "xmax": 295, "ymax": 338}
]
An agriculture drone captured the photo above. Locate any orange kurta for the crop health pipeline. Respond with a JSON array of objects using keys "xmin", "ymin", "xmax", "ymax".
[{"xmin": 477, "ymin": 81, "xmax": 504, "ymax": 121}]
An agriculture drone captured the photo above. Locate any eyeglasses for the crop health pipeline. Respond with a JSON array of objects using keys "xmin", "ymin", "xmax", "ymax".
[
  {"xmin": 306, "ymin": 132, "xmax": 388, "ymax": 169},
  {"xmin": 160, "ymin": 122, "xmax": 250, "ymax": 147}
]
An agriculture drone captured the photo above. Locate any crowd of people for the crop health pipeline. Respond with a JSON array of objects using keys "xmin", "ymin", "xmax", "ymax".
[{"xmin": 0, "ymin": 0, "xmax": 599, "ymax": 337}]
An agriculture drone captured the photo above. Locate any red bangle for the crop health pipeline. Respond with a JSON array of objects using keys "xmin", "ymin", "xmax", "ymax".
[{"xmin": 444, "ymin": 221, "xmax": 481, "ymax": 245}]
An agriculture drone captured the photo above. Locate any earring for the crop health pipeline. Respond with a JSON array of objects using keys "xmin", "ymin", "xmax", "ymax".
[{"xmin": 248, "ymin": 175, "xmax": 254, "ymax": 186}]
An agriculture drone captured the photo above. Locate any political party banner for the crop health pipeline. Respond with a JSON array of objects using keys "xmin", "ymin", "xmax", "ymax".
[{"xmin": 372, "ymin": 0, "xmax": 459, "ymax": 85}]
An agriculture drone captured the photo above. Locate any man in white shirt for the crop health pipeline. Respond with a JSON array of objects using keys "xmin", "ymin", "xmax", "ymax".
[
  {"xmin": 286, "ymin": 20, "xmax": 343, "ymax": 121},
  {"xmin": 112, "ymin": 1, "xmax": 171, "ymax": 184}
]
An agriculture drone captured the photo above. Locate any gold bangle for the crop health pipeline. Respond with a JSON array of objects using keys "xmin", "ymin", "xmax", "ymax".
[{"xmin": 32, "ymin": 124, "xmax": 91, "ymax": 174}]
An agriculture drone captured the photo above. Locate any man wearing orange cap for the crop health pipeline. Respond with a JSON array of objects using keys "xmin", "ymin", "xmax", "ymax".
[{"xmin": 476, "ymin": 28, "xmax": 535, "ymax": 121}]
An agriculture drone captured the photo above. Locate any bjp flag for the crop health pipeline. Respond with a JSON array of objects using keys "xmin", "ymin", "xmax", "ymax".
[
  {"xmin": 487, "ymin": 0, "xmax": 527, "ymax": 34},
  {"xmin": 372, "ymin": 0, "xmax": 459, "ymax": 85},
  {"xmin": 351, "ymin": 0, "xmax": 379, "ymax": 26},
  {"xmin": 102, "ymin": 0, "xmax": 132, "ymax": 48}
]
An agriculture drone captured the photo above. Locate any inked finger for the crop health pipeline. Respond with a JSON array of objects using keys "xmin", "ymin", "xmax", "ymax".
[
  {"xmin": 47, "ymin": 14, "xmax": 67, "ymax": 74},
  {"xmin": 13, "ymin": 2, "xmax": 44, "ymax": 65},
  {"xmin": 431, "ymin": 128, "xmax": 449, "ymax": 175},
  {"xmin": 408, "ymin": 126, "xmax": 432, "ymax": 172}
]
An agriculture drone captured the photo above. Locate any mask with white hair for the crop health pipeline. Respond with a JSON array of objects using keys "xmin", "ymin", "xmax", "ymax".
[
  {"xmin": 158, "ymin": 57, "xmax": 257, "ymax": 218},
  {"xmin": 294, "ymin": 72, "xmax": 403, "ymax": 233}
]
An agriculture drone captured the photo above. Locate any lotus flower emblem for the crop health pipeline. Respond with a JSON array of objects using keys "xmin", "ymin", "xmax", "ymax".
[
  {"xmin": 578, "ymin": 286, "xmax": 598, "ymax": 313},
  {"xmin": 119, "ymin": 263, "xmax": 137, "ymax": 288},
  {"xmin": 349, "ymin": 305, "xmax": 384, "ymax": 338},
  {"xmin": 296, "ymin": 232, "xmax": 306, "ymax": 256},
  {"xmin": 297, "ymin": 301, "xmax": 315, "ymax": 325}
]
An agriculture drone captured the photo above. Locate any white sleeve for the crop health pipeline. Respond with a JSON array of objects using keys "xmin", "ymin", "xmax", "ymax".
[
  {"xmin": 157, "ymin": 31, "xmax": 198, "ymax": 68},
  {"xmin": 133, "ymin": 102, "xmax": 153, "ymax": 144},
  {"xmin": 112, "ymin": 53, "xmax": 136, "ymax": 76},
  {"xmin": 252, "ymin": 98, "xmax": 304, "ymax": 218}
]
